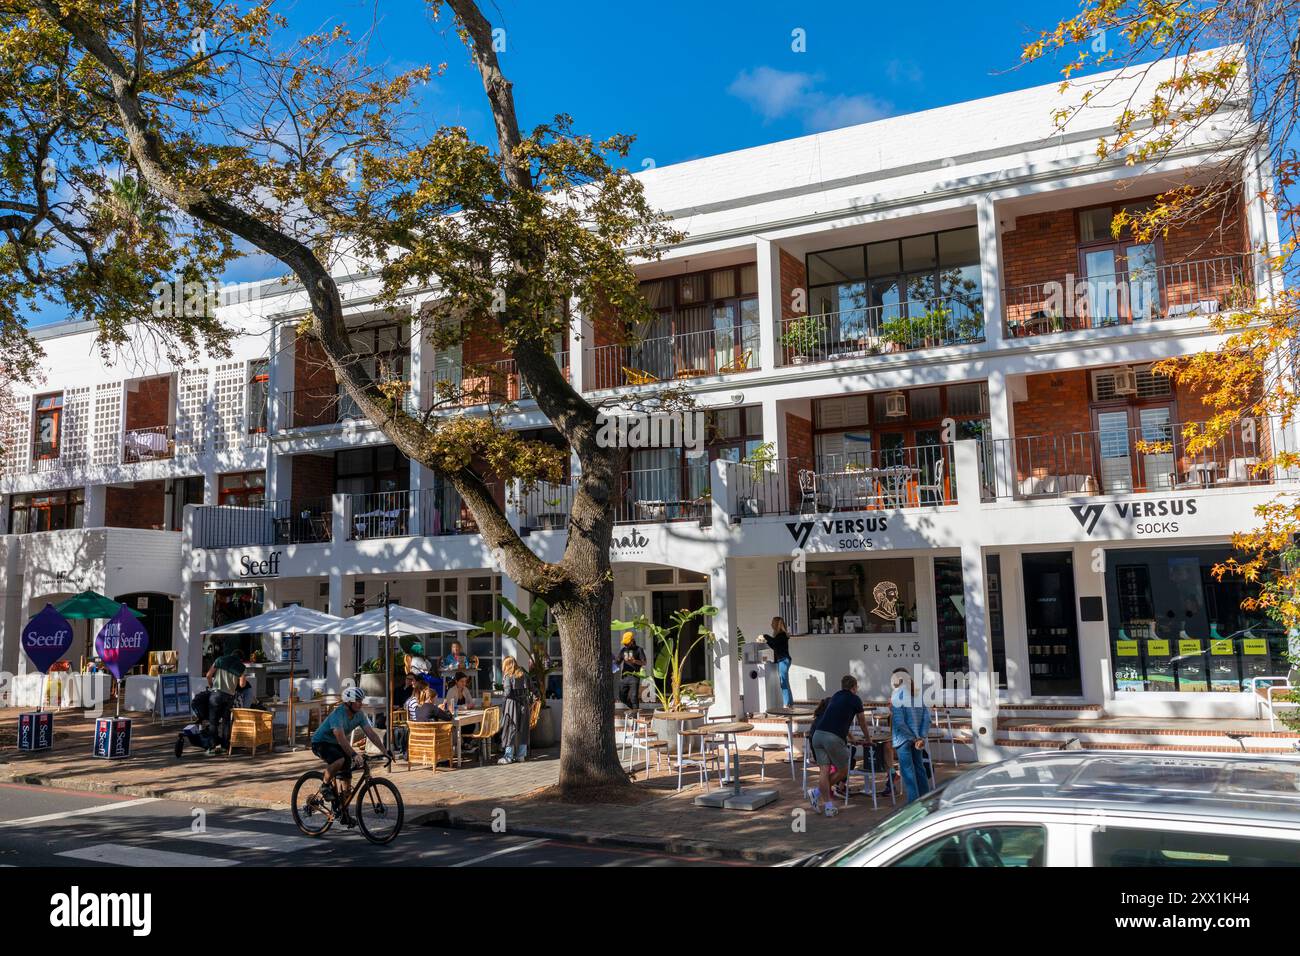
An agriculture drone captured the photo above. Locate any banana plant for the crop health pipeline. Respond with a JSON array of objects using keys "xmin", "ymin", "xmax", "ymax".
[
  {"xmin": 472, "ymin": 594, "xmax": 557, "ymax": 702},
  {"xmin": 612, "ymin": 605, "xmax": 718, "ymax": 712}
]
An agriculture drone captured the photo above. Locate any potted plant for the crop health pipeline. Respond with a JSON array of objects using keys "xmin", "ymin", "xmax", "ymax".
[
  {"xmin": 782, "ymin": 315, "xmax": 822, "ymax": 364},
  {"xmin": 613, "ymin": 604, "xmax": 717, "ymax": 752},
  {"xmin": 357, "ymin": 657, "xmax": 386, "ymax": 698},
  {"xmin": 472, "ymin": 595, "xmax": 561, "ymax": 746},
  {"xmin": 739, "ymin": 442, "xmax": 776, "ymax": 515}
]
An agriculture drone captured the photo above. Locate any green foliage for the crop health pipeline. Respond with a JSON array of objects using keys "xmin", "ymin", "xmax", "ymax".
[
  {"xmin": 472, "ymin": 594, "xmax": 557, "ymax": 704},
  {"xmin": 612, "ymin": 605, "xmax": 718, "ymax": 712},
  {"xmin": 781, "ymin": 314, "xmax": 822, "ymax": 356}
]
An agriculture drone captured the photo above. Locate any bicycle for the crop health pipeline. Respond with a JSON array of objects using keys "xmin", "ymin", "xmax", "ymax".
[{"xmin": 291, "ymin": 751, "xmax": 404, "ymax": 844}]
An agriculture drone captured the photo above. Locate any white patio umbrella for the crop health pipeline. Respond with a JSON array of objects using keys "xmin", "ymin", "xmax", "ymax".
[
  {"xmin": 204, "ymin": 605, "xmax": 343, "ymax": 750},
  {"xmin": 309, "ymin": 602, "xmax": 475, "ymax": 740}
]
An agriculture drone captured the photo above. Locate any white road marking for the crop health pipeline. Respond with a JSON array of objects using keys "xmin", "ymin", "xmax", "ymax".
[
  {"xmin": 444, "ymin": 837, "xmax": 550, "ymax": 867},
  {"xmin": 238, "ymin": 810, "xmax": 297, "ymax": 825},
  {"xmin": 57, "ymin": 843, "xmax": 239, "ymax": 867},
  {"xmin": 0, "ymin": 797, "xmax": 158, "ymax": 829},
  {"xmin": 158, "ymin": 827, "xmax": 317, "ymax": 853}
]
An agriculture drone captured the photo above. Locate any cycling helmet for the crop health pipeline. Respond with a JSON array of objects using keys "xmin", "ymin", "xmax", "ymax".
[{"xmin": 342, "ymin": 686, "xmax": 366, "ymax": 704}]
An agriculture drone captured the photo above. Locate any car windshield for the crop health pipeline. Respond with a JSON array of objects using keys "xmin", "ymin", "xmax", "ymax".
[{"xmin": 822, "ymin": 789, "xmax": 944, "ymax": 866}]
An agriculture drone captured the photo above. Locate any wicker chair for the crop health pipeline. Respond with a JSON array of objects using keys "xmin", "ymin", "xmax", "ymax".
[
  {"xmin": 622, "ymin": 366, "xmax": 660, "ymax": 386},
  {"xmin": 407, "ymin": 721, "xmax": 455, "ymax": 771},
  {"xmin": 528, "ymin": 698, "xmax": 542, "ymax": 730},
  {"xmin": 227, "ymin": 708, "xmax": 273, "ymax": 756},
  {"xmin": 463, "ymin": 706, "xmax": 502, "ymax": 764}
]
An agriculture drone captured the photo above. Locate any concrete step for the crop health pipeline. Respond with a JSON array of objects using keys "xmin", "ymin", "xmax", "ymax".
[
  {"xmin": 998, "ymin": 722, "xmax": 1300, "ymax": 754},
  {"xmin": 995, "ymin": 737, "xmax": 1300, "ymax": 756}
]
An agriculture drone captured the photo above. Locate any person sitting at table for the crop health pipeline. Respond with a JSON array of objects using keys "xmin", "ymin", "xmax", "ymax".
[
  {"xmin": 443, "ymin": 671, "xmax": 475, "ymax": 711},
  {"xmin": 441, "ymin": 641, "xmax": 476, "ymax": 675}
]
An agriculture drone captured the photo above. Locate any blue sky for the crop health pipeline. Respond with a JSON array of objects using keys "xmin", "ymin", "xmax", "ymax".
[{"xmin": 38, "ymin": 0, "xmax": 1097, "ymax": 321}]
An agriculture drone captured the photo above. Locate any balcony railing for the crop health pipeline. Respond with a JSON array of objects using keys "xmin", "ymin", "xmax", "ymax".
[
  {"xmin": 728, "ymin": 444, "xmax": 956, "ymax": 517},
  {"xmin": 122, "ymin": 424, "xmax": 176, "ymax": 463},
  {"xmin": 615, "ymin": 463, "xmax": 712, "ymax": 525},
  {"xmin": 422, "ymin": 353, "xmax": 569, "ymax": 409},
  {"xmin": 590, "ymin": 328, "xmax": 758, "ymax": 391},
  {"xmin": 192, "ymin": 497, "xmax": 333, "ymax": 549},
  {"xmin": 277, "ymin": 386, "xmax": 351, "ymax": 431},
  {"xmin": 980, "ymin": 415, "xmax": 1293, "ymax": 501},
  {"xmin": 1003, "ymin": 254, "xmax": 1253, "ymax": 339},
  {"xmin": 779, "ymin": 294, "xmax": 984, "ymax": 367},
  {"xmin": 517, "ymin": 479, "xmax": 575, "ymax": 531}
]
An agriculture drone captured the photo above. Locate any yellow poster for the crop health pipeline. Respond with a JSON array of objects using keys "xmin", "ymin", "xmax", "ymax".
[
  {"xmin": 1147, "ymin": 639, "xmax": 1170, "ymax": 656},
  {"xmin": 1115, "ymin": 640, "xmax": 1139, "ymax": 657},
  {"xmin": 1209, "ymin": 639, "xmax": 1233, "ymax": 656},
  {"xmin": 1179, "ymin": 639, "xmax": 1203, "ymax": 656},
  {"xmin": 1243, "ymin": 638, "xmax": 1269, "ymax": 656}
]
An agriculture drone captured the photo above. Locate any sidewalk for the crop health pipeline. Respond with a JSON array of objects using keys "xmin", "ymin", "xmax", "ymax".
[{"xmin": 0, "ymin": 707, "xmax": 956, "ymax": 862}]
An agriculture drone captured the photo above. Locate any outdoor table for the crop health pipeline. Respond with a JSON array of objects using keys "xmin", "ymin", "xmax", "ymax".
[
  {"xmin": 652, "ymin": 710, "xmax": 705, "ymax": 756},
  {"xmin": 846, "ymin": 728, "xmax": 896, "ymax": 810},
  {"xmin": 692, "ymin": 721, "xmax": 777, "ymax": 811},
  {"xmin": 353, "ymin": 508, "xmax": 402, "ymax": 538},
  {"xmin": 1184, "ymin": 462, "xmax": 1218, "ymax": 487},
  {"xmin": 265, "ymin": 698, "xmax": 325, "ymax": 748},
  {"xmin": 819, "ymin": 467, "xmax": 919, "ymax": 511},
  {"xmin": 765, "ymin": 708, "xmax": 816, "ymax": 780},
  {"xmin": 450, "ymin": 708, "xmax": 485, "ymax": 764}
]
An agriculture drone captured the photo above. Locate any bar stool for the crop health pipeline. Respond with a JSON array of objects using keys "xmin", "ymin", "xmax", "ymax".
[
  {"xmin": 675, "ymin": 727, "xmax": 719, "ymax": 791},
  {"xmin": 629, "ymin": 712, "xmax": 667, "ymax": 775}
]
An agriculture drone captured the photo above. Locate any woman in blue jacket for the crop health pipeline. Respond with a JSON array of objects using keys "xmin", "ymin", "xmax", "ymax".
[{"xmin": 890, "ymin": 668, "xmax": 931, "ymax": 802}]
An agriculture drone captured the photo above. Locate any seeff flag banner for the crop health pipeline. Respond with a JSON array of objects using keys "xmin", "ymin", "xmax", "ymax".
[
  {"xmin": 95, "ymin": 606, "xmax": 150, "ymax": 680},
  {"xmin": 22, "ymin": 604, "xmax": 74, "ymax": 673}
]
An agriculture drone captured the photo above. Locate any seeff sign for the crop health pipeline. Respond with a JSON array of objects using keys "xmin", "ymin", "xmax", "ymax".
[
  {"xmin": 22, "ymin": 604, "xmax": 75, "ymax": 673},
  {"xmin": 240, "ymin": 551, "xmax": 282, "ymax": 578},
  {"xmin": 1070, "ymin": 497, "xmax": 1198, "ymax": 536}
]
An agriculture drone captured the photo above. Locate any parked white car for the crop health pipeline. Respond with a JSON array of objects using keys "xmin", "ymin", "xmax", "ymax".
[{"xmin": 784, "ymin": 752, "xmax": 1300, "ymax": 867}]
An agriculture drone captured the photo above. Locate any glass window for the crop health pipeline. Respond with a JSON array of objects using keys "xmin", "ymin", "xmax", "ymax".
[
  {"xmin": 938, "ymin": 227, "xmax": 980, "ymax": 267},
  {"xmin": 1092, "ymin": 827, "xmax": 1300, "ymax": 867},
  {"xmin": 891, "ymin": 826, "xmax": 1046, "ymax": 867},
  {"xmin": 805, "ymin": 557, "xmax": 917, "ymax": 634},
  {"xmin": 7, "ymin": 488, "xmax": 83, "ymax": 534},
  {"xmin": 709, "ymin": 268, "xmax": 736, "ymax": 300},
  {"xmin": 247, "ymin": 361, "xmax": 269, "ymax": 434},
  {"xmin": 901, "ymin": 235, "xmax": 937, "ymax": 272},
  {"xmin": 866, "ymin": 240, "xmax": 900, "ymax": 277},
  {"xmin": 739, "ymin": 264, "xmax": 758, "ymax": 295},
  {"xmin": 679, "ymin": 274, "xmax": 707, "ymax": 304},
  {"xmin": 808, "ymin": 247, "xmax": 866, "ymax": 285},
  {"xmin": 1078, "ymin": 206, "xmax": 1115, "ymax": 243},
  {"xmin": 33, "ymin": 393, "xmax": 63, "ymax": 460}
]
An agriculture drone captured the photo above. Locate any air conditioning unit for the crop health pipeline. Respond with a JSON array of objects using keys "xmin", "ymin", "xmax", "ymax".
[
  {"xmin": 884, "ymin": 391, "xmax": 908, "ymax": 418},
  {"xmin": 1111, "ymin": 366, "xmax": 1138, "ymax": 396}
]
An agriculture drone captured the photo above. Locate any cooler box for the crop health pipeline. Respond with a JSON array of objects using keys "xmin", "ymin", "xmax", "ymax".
[
  {"xmin": 93, "ymin": 717, "xmax": 132, "ymax": 759},
  {"xmin": 17, "ymin": 711, "xmax": 53, "ymax": 751}
]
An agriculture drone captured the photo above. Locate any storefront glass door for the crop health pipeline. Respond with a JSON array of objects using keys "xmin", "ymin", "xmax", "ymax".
[{"xmin": 1021, "ymin": 552, "xmax": 1083, "ymax": 696}]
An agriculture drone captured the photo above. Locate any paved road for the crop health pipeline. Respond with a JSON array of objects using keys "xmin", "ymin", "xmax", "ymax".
[{"xmin": 0, "ymin": 782, "xmax": 745, "ymax": 868}]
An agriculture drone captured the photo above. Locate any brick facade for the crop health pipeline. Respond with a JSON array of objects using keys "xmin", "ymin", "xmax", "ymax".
[
  {"xmin": 291, "ymin": 453, "xmax": 335, "ymax": 503},
  {"xmin": 783, "ymin": 411, "xmax": 814, "ymax": 511},
  {"xmin": 105, "ymin": 480, "xmax": 166, "ymax": 530},
  {"xmin": 124, "ymin": 376, "xmax": 170, "ymax": 431},
  {"xmin": 779, "ymin": 249, "xmax": 807, "ymax": 322}
]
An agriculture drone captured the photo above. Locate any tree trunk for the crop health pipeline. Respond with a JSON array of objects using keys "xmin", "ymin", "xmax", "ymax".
[{"xmin": 551, "ymin": 585, "xmax": 628, "ymax": 795}]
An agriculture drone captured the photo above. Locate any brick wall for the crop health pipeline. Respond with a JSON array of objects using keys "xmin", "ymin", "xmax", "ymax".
[
  {"xmin": 784, "ymin": 411, "xmax": 814, "ymax": 511},
  {"xmin": 779, "ymin": 249, "xmax": 807, "ymax": 322},
  {"xmin": 291, "ymin": 454, "xmax": 335, "ymax": 503},
  {"xmin": 105, "ymin": 481, "xmax": 165, "ymax": 530},
  {"xmin": 124, "ymin": 376, "xmax": 170, "ymax": 431},
  {"xmin": 293, "ymin": 335, "xmax": 338, "ymax": 427},
  {"xmin": 1011, "ymin": 370, "xmax": 1094, "ymax": 481}
]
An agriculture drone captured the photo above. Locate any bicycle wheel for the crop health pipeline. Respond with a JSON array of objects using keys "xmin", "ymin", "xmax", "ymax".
[
  {"xmin": 355, "ymin": 777, "xmax": 403, "ymax": 844},
  {"xmin": 291, "ymin": 770, "xmax": 335, "ymax": 837}
]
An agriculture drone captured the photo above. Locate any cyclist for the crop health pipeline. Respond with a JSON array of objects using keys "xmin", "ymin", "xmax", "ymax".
[{"xmin": 311, "ymin": 687, "xmax": 391, "ymax": 810}]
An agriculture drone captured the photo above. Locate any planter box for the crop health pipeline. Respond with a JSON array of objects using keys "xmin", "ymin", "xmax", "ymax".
[
  {"xmin": 533, "ymin": 699, "xmax": 561, "ymax": 747},
  {"xmin": 358, "ymin": 672, "xmax": 386, "ymax": 698}
]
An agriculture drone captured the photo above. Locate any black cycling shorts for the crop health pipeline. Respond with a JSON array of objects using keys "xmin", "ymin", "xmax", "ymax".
[{"xmin": 312, "ymin": 741, "xmax": 351, "ymax": 776}]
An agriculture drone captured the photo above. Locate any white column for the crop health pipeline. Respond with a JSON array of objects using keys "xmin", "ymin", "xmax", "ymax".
[
  {"xmin": 326, "ymin": 496, "xmax": 353, "ymax": 692},
  {"xmin": 756, "ymin": 237, "xmax": 782, "ymax": 371},
  {"xmin": 977, "ymin": 194, "xmax": 1005, "ymax": 348},
  {"xmin": 1073, "ymin": 541, "xmax": 1111, "ymax": 706},
  {"xmin": 567, "ymin": 295, "xmax": 588, "ymax": 394},
  {"xmin": 987, "ymin": 368, "xmax": 1013, "ymax": 499},
  {"xmin": 266, "ymin": 450, "xmax": 292, "ymax": 505},
  {"xmin": 177, "ymin": 505, "xmax": 204, "ymax": 678},
  {"xmin": 995, "ymin": 549, "xmax": 1031, "ymax": 703},
  {"xmin": 0, "ymin": 536, "xmax": 23, "ymax": 675},
  {"xmin": 83, "ymin": 483, "xmax": 107, "ymax": 527},
  {"xmin": 954, "ymin": 439, "xmax": 998, "ymax": 759},
  {"xmin": 267, "ymin": 320, "xmax": 294, "ymax": 435},
  {"xmin": 709, "ymin": 559, "xmax": 743, "ymax": 719},
  {"xmin": 499, "ymin": 575, "xmax": 527, "ymax": 664}
]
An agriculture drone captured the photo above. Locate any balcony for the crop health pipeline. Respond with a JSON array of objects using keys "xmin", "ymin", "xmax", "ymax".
[
  {"xmin": 422, "ymin": 354, "xmax": 569, "ymax": 410},
  {"xmin": 980, "ymin": 415, "xmax": 1291, "ymax": 501},
  {"xmin": 778, "ymin": 294, "xmax": 984, "ymax": 367},
  {"xmin": 589, "ymin": 328, "xmax": 758, "ymax": 391},
  {"xmin": 727, "ymin": 444, "xmax": 956, "ymax": 517},
  {"xmin": 122, "ymin": 424, "xmax": 176, "ymax": 463},
  {"xmin": 192, "ymin": 497, "xmax": 333, "ymax": 549},
  {"xmin": 1003, "ymin": 254, "xmax": 1253, "ymax": 340}
]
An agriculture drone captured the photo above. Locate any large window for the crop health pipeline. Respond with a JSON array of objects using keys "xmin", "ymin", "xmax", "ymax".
[
  {"xmin": 933, "ymin": 556, "xmax": 1009, "ymax": 688},
  {"xmin": 636, "ymin": 264, "xmax": 760, "ymax": 376},
  {"xmin": 806, "ymin": 557, "xmax": 916, "ymax": 635},
  {"xmin": 219, "ymin": 471, "xmax": 266, "ymax": 507},
  {"xmin": 335, "ymin": 445, "xmax": 409, "ymax": 496},
  {"xmin": 247, "ymin": 360, "xmax": 269, "ymax": 433},
  {"xmin": 805, "ymin": 226, "xmax": 984, "ymax": 354},
  {"xmin": 33, "ymin": 393, "xmax": 63, "ymax": 461},
  {"xmin": 1077, "ymin": 203, "xmax": 1160, "ymax": 325},
  {"xmin": 1105, "ymin": 546, "xmax": 1289, "ymax": 693},
  {"xmin": 8, "ymin": 488, "xmax": 84, "ymax": 534}
]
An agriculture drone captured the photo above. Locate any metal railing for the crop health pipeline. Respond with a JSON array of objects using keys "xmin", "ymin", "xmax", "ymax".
[
  {"xmin": 348, "ymin": 490, "xmax": 416, "ymax": 541},
  {"xmin": 122, "ymin": 424, "xmax": 176, "ymax": 463},
  {"xmin": 980, "ymin": 414, "xmax": 1293, "ymax": 501},
  {"xmin": 778, "ymin": 294, "xmax": 984, "ymax": 367},
  {"xmin": 276, "ymin": 386, "xmax": 348, "ymax": 431},
  {"xmin": 192, "ymin": 497, "xmax": 333, "ymax": 549},
  {"xmin": 728, "ymin": 444, "xmax": 956, "ymax": 517},
  {"xmin": 1002, "ymin": 254, "xmax": 1253, "ymax": 338},
  {"xmin": 589, "ymin": 327, "xmax": 759, "ymax": 390},
  {"xmin": 423, "ymin": 352, "xmax": 569, "ymax": 409},
  {"xmin": 517, "ymin": 479, "xmax": 575, "ymax": 531},
  {"xmin": 614, "ymin": 462, "xmax": 712, "ymax": 525}
]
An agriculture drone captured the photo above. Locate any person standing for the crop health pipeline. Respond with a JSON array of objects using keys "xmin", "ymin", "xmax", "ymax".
[
  {"xmin": 768, "ymin": 616, "xmax": 794, "ymax": 707},
  {"xmin": 807, "ymin": 675, "xmax": 871, "ymax": 818},
  {"xmin": 204, "ymin": 637, "xmax": 247, "ymax": 756},
  {"xmin": 890, "ymin": 668, "xmax": 932, "ymax": 802},
  {"xmin": 617, "ymin": 632, "xmax": 646, "ymax": 711},
  {"xmin": 498, "ymin": 656, "xmax": 534, "ymax": 764}
]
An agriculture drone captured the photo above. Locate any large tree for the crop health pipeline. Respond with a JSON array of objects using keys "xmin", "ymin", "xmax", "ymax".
[
  {"xmin": 2, "ymin": 0, "xmax": 680, "ymax": 793},
  {"xmin": 1023, "ymin": 2, "xmax": 1298, "ymax": 718}
]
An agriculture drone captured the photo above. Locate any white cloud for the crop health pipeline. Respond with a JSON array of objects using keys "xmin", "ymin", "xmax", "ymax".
[
  {"xmin": 728, "ymin": 66, "xmax": 892, "ymax": 133},
  {"xmin": 884, "ymin": 59, "xmax": 923, "ymax": 86}
]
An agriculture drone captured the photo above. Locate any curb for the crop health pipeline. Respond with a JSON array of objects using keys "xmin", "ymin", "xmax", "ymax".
[{"xmin": 0, "ymin": 768, "xmax": 289, "ymax": 811}]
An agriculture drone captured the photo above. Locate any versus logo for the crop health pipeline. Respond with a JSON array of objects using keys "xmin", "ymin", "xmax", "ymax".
[
  {"xmin": 1071, "ymin": 498, "xmax": 1198, "ymax": 536},
  {"xmin": 786, "ymin": 516, "xmax": 889, "ymax": 548}
]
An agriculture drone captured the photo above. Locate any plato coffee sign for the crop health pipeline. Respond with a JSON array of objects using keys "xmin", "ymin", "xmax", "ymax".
[
  {"xmin": 94, "ymin": 606, "xmax": 150, "ymax": 680},
  {"xmin": 21, "ymin": 604, "xmax": 74, "ymax": 673}
]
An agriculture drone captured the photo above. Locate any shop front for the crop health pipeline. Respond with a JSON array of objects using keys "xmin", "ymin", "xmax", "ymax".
[{"xmin": 1103, "ymin": 544, "xmax": 1290, "ymax": 695}]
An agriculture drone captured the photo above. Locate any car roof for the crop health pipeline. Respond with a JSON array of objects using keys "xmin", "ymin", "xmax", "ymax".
[{"xmin": 936, "ymin": 751, "xmax": 1300, "ymax": 828}]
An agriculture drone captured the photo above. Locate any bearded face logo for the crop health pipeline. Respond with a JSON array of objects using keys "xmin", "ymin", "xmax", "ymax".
[{"xmin": 870, "ymin": 581, "xmax": 900, "ymax": 621}]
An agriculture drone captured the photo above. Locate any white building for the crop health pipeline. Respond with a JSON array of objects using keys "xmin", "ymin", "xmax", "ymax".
[{"xmin": 2, "ymin": 53, "xmax": 1291, "ymax": 758}]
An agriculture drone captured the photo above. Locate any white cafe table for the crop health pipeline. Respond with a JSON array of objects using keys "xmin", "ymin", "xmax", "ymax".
[{"xmin": 450, "ymin": 709, "xmax": 485, "ymax": 764}]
